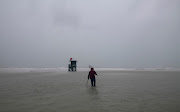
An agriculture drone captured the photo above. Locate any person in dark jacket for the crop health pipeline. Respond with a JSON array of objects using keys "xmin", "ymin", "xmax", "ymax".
[{"xmin": 88, "ymin": 68, "xmax": 98, "ymax": 86}]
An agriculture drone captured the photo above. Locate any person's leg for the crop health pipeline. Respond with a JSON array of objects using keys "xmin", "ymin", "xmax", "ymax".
[
  {"xmin": 94, "ymin": 78, "xmax": 96, "ymax": 86},
  {"xmin": 90, "ymin": 79, "xmax": 93, "ymax": 86}
]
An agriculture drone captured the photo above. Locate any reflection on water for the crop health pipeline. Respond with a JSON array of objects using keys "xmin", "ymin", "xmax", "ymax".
[
  {"xmin": 86, "ymin": 87, "xmax": 100, "ymax": 101},
  {"xmin": 86, "ymin": 87, "xmax": 101, "ymax": 104},
  {"xmin": 87, "ymin": 87, "xmax": 98, "ymax": 95},
  {"xmin": 85, "ymin": 86, "xmax": 106, "ymax": 112}
]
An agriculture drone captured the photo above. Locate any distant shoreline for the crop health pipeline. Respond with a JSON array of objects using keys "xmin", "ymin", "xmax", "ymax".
[{"xmin": 0, "ymin": 67, "xmax": 180, "ymax": 73}]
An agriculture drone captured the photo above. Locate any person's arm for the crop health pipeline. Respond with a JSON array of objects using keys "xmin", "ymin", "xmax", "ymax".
[{"xmin": 95, "ymin": 71, "xmax": 98, "ymax": 76}]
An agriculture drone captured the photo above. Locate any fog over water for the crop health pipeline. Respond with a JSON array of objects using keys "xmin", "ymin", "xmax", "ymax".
[{"xmin": 0, "ymin": 0, "xmax": 180, "ymax": 68}]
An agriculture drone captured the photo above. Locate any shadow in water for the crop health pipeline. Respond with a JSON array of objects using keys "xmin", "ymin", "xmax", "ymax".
[{"xmin": 86, "ymin": 87, "xmax": 100, "ymax": 100}]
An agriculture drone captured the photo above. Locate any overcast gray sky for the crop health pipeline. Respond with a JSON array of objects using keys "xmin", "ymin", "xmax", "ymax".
[{"xmin": 0, "ymin": 0, "xmax": 180, "ymax": 68}]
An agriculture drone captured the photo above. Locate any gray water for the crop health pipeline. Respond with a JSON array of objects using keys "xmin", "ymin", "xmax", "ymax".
[{"xmin": 0, "ymin": 71, "xmax": 180, "ymax": 112}]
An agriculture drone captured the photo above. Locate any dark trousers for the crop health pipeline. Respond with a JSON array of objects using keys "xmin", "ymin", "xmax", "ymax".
[{"xmin": 90, "ymin": 78, "xmax": 96, "ymax": 86}]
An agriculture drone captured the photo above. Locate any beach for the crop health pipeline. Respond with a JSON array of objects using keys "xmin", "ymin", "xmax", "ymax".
[{"xmin": 0, "ymin": 69, "xmax": 180, "ymax": 112}]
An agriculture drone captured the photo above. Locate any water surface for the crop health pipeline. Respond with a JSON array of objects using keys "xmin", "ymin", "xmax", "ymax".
[{"xmin": 0, "ymin": 71, "xmax": 180, "ymax": 112}]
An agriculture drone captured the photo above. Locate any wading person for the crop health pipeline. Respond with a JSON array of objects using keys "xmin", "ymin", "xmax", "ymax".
[{"xmin": 88, "ymin": 68, "xmax": 98, "ymax": 87}]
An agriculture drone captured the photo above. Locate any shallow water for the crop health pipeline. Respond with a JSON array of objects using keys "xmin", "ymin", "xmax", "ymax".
[{"xmin": 0, "ymin": 71, "xmax": 180, "ymax": 112}]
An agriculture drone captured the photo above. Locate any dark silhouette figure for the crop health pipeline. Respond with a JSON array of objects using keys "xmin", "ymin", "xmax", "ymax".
[{"xmin": 88, "ymin": 68, "xmax": 98, "ymax": 86}]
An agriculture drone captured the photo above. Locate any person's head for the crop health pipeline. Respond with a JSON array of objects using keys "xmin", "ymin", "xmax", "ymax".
[{"xmin": 91, "ymin": 68, "xmax": 94, "ymax": 71}]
